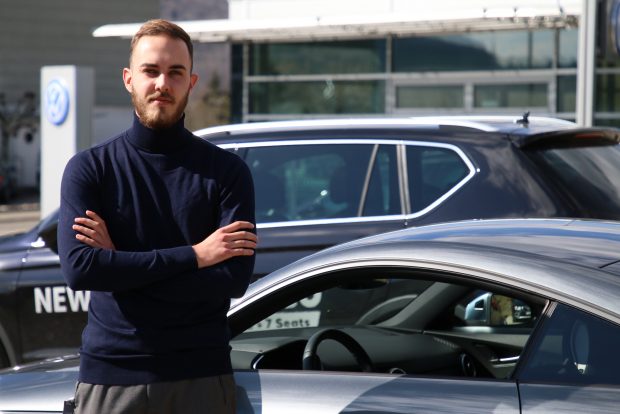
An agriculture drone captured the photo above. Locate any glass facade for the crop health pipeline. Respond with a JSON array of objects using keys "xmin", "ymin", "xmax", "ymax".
[
  {"xmin": 249, "ymin": 81, "xmax": 385, "ymax": 114},
  {"xmin": 234, "ymin": 28, "xmax": 581, "ymax": 122},
  {"xmin": 250, "ymin": 40, "xmax": 386, "ymax": 75},
  {"xmin": 393, "ymin": 30, "xmax": 554, "ymax": 72},
  {"xmin": 558, "ymin": 28, "xmax": 579, "ymax": 68},
  {"xmin": 595, "ymin": 73, "xmax": 620, "ymax": 112},
  {"xmin": 396, "ymin": 85, "xmax": 464, "ymax": 109},
  {"xmin": 474, "ymin": 84, "xmax": 548, "ymax": 108},
  {"xmin": 557, "ymin": 75, "xmax": 577, "ymax": 113}
]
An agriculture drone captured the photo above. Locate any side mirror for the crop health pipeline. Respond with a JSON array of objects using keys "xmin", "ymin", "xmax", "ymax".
[
  {"xmin": 464, "ymin": 293, "xmax": 532, "ymax": 326},
  {"xmin": 464, "ymin": 292, "xmax": 491, "ymax": 325}
]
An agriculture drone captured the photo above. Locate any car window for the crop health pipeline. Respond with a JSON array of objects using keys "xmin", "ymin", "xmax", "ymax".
[
  {"xmin": 246, "ymin": 143, "xmax": 374, "ymax": 222},
  {"xmin": 519, "ymin": 303, "xmax": 620, "ymax": 386},
  {"xmin": 233, "ymin": 270, "xmax": 544, "ymax": 379},
  {"xmin": 524, "ymin": 143, "xmax": 620, "ymax": 219},
  {"xmin": 406, "ymin": 145, "xmax": 469, "ymax": 212},
  {"xmin": 244, "ymin": 278, "xmax": 432, "ymax": 332}
]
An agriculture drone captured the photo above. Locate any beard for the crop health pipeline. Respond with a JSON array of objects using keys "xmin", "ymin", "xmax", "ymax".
[{"xmin": 132, "ymin": 89, "xmax": 189, "ymax": 130}]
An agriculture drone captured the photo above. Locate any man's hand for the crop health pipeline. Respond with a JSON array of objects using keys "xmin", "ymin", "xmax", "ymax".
[
  {"xmin": 73, "ymin": 210, "xmax": 116, "ymax": 250},
  {"xmin": 192, "ymin": 221, "xmax": 257, "ymax": 269}
]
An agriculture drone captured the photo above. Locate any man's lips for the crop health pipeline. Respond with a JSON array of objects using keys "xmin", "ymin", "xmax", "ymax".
[{"xmin": 149, "ymin": 94, "xmax": 174, "ymax": 104}]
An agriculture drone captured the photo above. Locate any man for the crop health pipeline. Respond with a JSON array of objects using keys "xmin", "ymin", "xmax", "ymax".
[{"xmin": 57, "ymin": 19, "xmax": 257, "ymax": 413}]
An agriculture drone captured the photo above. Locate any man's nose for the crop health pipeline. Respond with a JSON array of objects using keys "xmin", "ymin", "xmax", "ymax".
[{"xmin": 155, "ymin": 74, "xmax": 170, "ymax": 92}]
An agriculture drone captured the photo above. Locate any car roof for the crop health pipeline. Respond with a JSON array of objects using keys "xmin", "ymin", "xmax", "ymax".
[
  {"xmin": 195, "ymin": 116, "xmax": 620, "ymax": 147},
  {"xmin": 235, "ymin": 219, "xmax": 620, "ymax": 324}
]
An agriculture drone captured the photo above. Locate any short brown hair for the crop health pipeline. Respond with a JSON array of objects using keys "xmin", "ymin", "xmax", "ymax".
[{"xmin": 130, "ymin": 19, "xmax": 194, "ymax": 69}]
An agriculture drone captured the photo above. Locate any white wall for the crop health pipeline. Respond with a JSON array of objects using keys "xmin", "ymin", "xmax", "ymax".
[{"xmin": 229, "ymin": 0, "xmax": 583, "ymax": 20}]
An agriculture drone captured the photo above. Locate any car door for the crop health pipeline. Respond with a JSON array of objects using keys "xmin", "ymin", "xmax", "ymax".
[
  {"xmin": 517, "ymin": 302, "xmax": 620, "ymax": 413},
  {"xmin": 234, "ymin": 141, "xmax": 405, "ymax": 278},
  {"xmin": 233, "ymin": 370, "xmax": 520, "ymax": 413},
  {"xmin": 228, "ymin": 267, "xmax": 544, "ymax": 412}
]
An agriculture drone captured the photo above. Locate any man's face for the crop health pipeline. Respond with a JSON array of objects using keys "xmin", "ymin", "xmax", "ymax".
[{"xmin": 123, "ymin": 35, "xmax": 198, "ymax": 130}]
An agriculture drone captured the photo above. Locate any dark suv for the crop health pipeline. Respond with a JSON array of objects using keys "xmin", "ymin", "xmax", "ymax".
[
  {"xmin": 1, "ymin": 115, "xmax": 620, "ymax": 367},
  {"xmin": 197, "ymin": 115, "xmax": 620, "ymax": 276}
]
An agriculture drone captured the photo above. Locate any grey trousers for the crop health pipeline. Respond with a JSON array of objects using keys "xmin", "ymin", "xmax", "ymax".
[{"xmin": 73, "ymin": 374, "xmax": 236, "ymax": 414}]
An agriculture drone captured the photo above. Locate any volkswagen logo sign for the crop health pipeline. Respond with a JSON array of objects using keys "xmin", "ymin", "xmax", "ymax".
[{"xmin": 45, "ymin": 79, "xmax": 70, "ymax": 126}]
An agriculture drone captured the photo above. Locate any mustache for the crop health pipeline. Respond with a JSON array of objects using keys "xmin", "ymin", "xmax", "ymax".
[{"xmin": 148, "ymin": 92, "xmax": 174, "ymax": 102}]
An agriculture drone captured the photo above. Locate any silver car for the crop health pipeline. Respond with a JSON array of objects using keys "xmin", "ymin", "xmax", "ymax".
[{"xmin": 2, "ymin": 218, "xmax": 620, "ymax": 413}]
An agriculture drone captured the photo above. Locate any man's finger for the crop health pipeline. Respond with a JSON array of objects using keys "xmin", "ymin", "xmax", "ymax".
[
  {"xmin": 73, "ymin": 224, "xmax": 96, "ymax": 237},
  {"xmin": 221, "ymin": 221, "xmax": 255, "ymax": 232},
  {"xmin": 75, "ymin": 234, "xmax": 97, "ymax": 247},
  {"xmin": 227, "ymin": 232, "xmax": 258, "ymax": 242},
  {"xmin": 74, "ymin": 218, "xmax": 98, "ymax": 229},
  {"xmin": 232, "ymin": 248, "xmax": 255, "ymax": 256},
  {"xmin": 228, "ymin": 241, "xmax": 257, "ymax": 250},
  {"xmin": 85, "ymin": 210, "xmax": 103, "ymax": 220}
]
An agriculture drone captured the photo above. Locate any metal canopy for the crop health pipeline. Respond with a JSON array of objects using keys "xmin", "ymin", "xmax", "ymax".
[{"xmin": 92, "ymin": 8, "xmax": 579, "ymax": 43}]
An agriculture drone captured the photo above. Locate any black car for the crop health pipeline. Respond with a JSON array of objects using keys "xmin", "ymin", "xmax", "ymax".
[{"xmin": 2, "ymin": 114, "xmax": 620, "ymax": 368}]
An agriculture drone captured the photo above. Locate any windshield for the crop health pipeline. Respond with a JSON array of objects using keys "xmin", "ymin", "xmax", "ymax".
[{"xmin": 525, "ymin": 141, "xmax": 620, "ymax": 219}]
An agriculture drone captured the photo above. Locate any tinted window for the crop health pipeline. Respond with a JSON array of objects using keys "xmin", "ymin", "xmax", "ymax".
[
  {"xmin": 235, "ymin": 270, "xmax": 542, "ymax": 379},
  {"xmin": 525, "ymin": 142, "xmax": 620, "ymax": 219},
  {"xmin": 520, "ymin": 303, "xmax": 620, "ymax": 385},
  {"xmin": 396, "ymin": 85, "xmax": 464, "ymax": 109},
  {"xmin": 557, "ymin": 75, "xmax": 577, "ymax": 112},
  {"xmin": 393, "ymin": 30, "xmax": 553, "ymax": 72},
  {"xmin": 249, "ymin": 81, "xmax": 385, "ymax": 114},
  {"xmin": 406, "ymin": 146, "xmax": 469, "ymax": 212},
  {"xmin": 558, "ymin": 28, "xmax": 578, "ymax": 68},
  {"xmin": 474, "ymin": 83, "xmax": 548, "ymax": 108},
  {"xmin": 595, "ymin": 73, "xmax": 620, "ymax": 112},
  {"xmin": 250, "ymin": 40, "xmax": 386, "ymax": 75},
  {"xmin": 247, "ymin": 144, "xmax": 373, "ymax": 222}
]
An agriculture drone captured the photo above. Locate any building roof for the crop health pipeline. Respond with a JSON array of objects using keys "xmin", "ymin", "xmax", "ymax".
[{"xmin": 92, "ymin": 5, "xmax": 580, "ymax": 43}]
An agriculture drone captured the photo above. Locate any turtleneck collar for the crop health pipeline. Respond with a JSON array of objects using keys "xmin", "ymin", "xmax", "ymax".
[{"xmin": 126, "ymin": 112, "xmax": 191, "ymax": 154}]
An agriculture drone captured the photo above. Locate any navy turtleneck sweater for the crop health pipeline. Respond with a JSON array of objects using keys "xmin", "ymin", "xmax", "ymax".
[{"xmin": 57, "ymin": 114, "xmax": 255, "ymax": 385}]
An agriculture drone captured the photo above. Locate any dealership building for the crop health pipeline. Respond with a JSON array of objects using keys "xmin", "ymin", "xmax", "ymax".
[
  {"xmin": 94, "ymin": 0, "xmax": 620, "ymax": 127},
  {"xmin": 2, "ymin": 0, "xmax": 620, "ymax": 198}
]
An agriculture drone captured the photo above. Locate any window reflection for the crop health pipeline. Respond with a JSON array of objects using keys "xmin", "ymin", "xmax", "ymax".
[
  {"xmin": 250, "ymin": 40, "xmax": 386, "ymax": 75},
  {"xmin": 396, "ymin": 85, "xmax": 464, "ymax": 108},
  {"xmin": 249, "ymin": 81, "xmax": 385, "ymax": 114},
  {"xmin": 393, "ymin": 30, "xmax": 554, "ymax": 72},
  {"xmin": 557, "ymin": 75, "xmax": 577, "ymax": 112},
  {"xmin": 474, "ymin": 84, "xmax": 547, "ymax": 108},
  {"xmin": 558, "ymin": 28, "xmax": 578, "ymax": 68}
]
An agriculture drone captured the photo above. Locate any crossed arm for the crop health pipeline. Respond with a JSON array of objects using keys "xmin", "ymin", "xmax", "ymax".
[{"xmin": 73, "ymin": 210, "xmax": 258, "ymax": 269}]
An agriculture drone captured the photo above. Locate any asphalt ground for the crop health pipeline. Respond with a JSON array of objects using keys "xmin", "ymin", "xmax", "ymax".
[{"xmin": 0, "ymin": 189, "xmax": 42, "ymax": 236}]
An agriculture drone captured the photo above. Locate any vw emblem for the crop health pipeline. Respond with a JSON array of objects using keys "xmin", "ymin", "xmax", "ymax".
[{"xmin": 46, "ymin": 79, "xmax": 70, "ymax": 126}]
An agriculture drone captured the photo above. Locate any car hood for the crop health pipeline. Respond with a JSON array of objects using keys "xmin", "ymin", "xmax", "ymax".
[
  {"xmin": 0, "ymin": 230, "xmax": 36, "ymax": 253},
  {"xmin": 0, "ymin": 355, "xmax": 78, "ymax": 411}
]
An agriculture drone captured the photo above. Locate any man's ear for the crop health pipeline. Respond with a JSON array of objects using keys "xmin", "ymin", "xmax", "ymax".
[
  {"xmin": 189, "ymin": 73, "xmax": 198, "ymax": 91},
  {"xmin": 122, "ymin": 68, "xmax": 133, "ymax": 93}
]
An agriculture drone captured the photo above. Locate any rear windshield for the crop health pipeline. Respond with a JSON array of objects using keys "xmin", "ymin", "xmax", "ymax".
[{"xmin": 525, "ymin": 139, "xmax": 620, "ymax": 219}]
